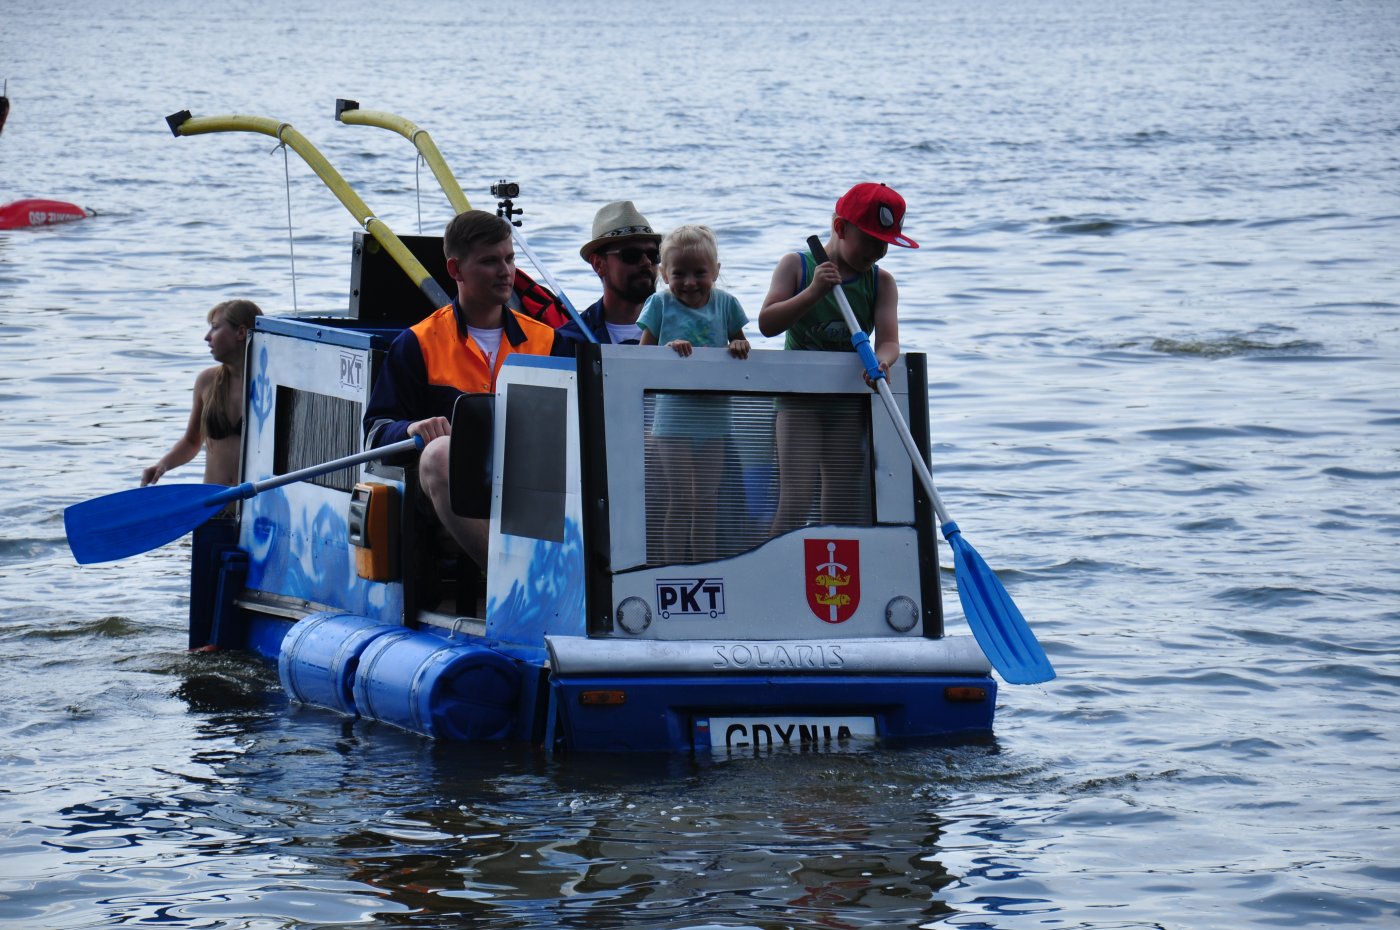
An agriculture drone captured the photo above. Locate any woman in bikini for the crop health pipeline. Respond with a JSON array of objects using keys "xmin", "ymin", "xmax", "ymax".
[{"xmin": 142, "ymin": 299, "xmax": 263, "ymax": 487}]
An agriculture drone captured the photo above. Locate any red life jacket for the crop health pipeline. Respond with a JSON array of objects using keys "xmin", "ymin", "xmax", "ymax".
[{"xmin": 513, "ymin": 269, "xmax": 569, "ymax": 329}]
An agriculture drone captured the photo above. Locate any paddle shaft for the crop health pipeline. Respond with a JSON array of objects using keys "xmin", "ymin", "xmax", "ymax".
[
  {"xmin": 511, "ymin": 227, "xmax": 597, "ymax": 343},
  {"xmin": 804, "ymin": 236, "xmax": 950, "ymax": 527},
  {"xmin": 206, "ymin": 436, "xmax": 424, "ymax": 507},
  {"xmin": 65, "ymin": 436, "xmax": 427, "ymax": 565}
]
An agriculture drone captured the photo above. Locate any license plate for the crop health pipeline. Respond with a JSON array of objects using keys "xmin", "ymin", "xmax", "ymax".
[{"xmin": 700, "ymin": 715, "xmax": 877, "ymax": 751}]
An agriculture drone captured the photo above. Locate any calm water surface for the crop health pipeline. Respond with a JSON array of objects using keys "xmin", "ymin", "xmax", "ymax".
[{"xmin": 3, "ymin": 1, "xmax": 1399, "ymax": 927}]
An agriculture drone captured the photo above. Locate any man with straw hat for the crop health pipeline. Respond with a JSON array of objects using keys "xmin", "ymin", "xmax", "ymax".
[{"xmin": 554, "ymin": 201, "xmax": 662, "ymax": 354}]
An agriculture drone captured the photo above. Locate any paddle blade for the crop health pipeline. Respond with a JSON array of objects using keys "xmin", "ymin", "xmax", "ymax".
[
  {"xmin": 947, "ymin": 531, "xmax": 1056, "ymax": 685},
  {"xmin": 64, "ymin": 483, "xmax": 233, "ymax": 564}
]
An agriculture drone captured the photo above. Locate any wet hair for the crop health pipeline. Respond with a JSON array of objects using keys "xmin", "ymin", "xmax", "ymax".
[
  {"xmin": 443, "ymin": 209, "xmax": 513, "ymax": 263},
  {"xmin": 207, "ymin": 298, "xmax": 262, "ymax": 331},
  {"xmin": 659, "ymin": 224, "xmax": 719, "ymax": 270},
  {"xmin": 202, "ymin": 299, "xmax": 263, "ymax": 441}
]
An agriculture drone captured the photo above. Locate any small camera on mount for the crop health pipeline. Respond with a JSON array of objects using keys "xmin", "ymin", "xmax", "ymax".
[{"xmin": 494, "ymin": 179, "xmax": 524, "ymax": 227}]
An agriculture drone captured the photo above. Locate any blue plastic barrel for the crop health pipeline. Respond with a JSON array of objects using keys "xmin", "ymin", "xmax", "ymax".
[
  {"xmin": 352, "ymin": 629, "xmax": 521, "ymax": 741},
  {"xmin": 278, "ymin": 612, "xmax": 399, "ymax": 715}
]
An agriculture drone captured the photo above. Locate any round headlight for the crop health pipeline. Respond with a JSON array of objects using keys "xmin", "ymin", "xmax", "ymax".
[
  {"xmin": 616, "ymin": 596, "xmax": 652, "ymax": 635},
  {"xmin": 884, "ymin": 596, "xmax": 919, "ymax": 633}
]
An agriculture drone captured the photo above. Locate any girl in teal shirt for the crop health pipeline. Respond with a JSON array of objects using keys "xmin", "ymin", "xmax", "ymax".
[{"xmin": 639, "ymin": 225, "xmax": 750, "ymax": 562}]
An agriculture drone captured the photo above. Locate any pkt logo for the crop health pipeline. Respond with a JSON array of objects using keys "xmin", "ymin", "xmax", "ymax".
[
  {"xmin": 339, "ymin": 352, "xmax": 364, "ymax": 391},
  {"xmin": 656, "ymin": 578, "xmax": 725, "ymax": 618}
]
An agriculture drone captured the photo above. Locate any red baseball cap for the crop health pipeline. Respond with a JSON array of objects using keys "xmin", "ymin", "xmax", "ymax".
[{"xmin": 835, "ymin": 182, "xmax": 919, "ymax": 249}]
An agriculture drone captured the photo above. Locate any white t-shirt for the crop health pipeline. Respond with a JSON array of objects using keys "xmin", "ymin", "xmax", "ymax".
[
  {"xmin": 605, "ymin": 320, "xmax": 643, "ymax": 345},
  {"xmin": 467, "ymin": 325, "xmax": 504, "ymax": 369}
]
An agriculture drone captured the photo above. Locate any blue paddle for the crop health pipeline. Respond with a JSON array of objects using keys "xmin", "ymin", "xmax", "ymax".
[
  {"xmin": 806, "ymin": 236, "xmax": 1054, "ymax": 684},
  {"xmin": 65, "ymin": 436, "xmax": 424, "ymax": 565}
]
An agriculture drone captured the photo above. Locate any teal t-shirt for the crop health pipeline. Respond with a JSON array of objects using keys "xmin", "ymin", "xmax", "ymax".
[
  {"xmin": 639, "ymin": 288, "xmax": 747, "ymax": 441},
  {"xmin": 638, "ymin": 288, "xmax": 748, "ymax": 347},
  {"xmin": 783, "ymin": 251, "xmax": 879, "ymax": 351}
]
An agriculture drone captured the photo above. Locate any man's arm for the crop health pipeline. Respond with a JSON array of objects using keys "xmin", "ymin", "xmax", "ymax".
[
  {"xmin": 549, "ymin": 299, "xmax": 607, "ymax": 357},
  {"xmin": 551, "ymin": 321, "xmax": 586, "ymax": 357},
  {"xmin": 364, "ymin": 330, "xmax": 431, "ymax": 451}
]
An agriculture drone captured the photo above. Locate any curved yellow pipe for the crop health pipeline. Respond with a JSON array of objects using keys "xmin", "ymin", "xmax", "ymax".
[
  {"xmin": 166, "ymin": 110, "xmax": 451, "ymax": 309},
  {"xmin": 331, "ymin": 102, "xmax": 595, "ymax": 341},
  {"xmin": 334, "ymin": 102, "xmax": 472, "ymax": 214}
]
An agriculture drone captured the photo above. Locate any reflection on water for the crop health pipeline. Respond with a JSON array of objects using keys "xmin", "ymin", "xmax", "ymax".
[
  {"xmin": 114, "ymin": 695, "xmax": 984, "ymax": 929},
  {"xmin": 9, "ymin": 650, "xmax": 991, "ymax": 928}
]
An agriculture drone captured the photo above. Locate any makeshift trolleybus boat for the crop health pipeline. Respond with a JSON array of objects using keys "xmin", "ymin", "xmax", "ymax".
[{"xmin": 63, "ymin": 104, "xmax": 1054, "ymax": 754}]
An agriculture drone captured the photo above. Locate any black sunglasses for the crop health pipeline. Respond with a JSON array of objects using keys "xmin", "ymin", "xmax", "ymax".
[{"xmin": 604, "ymin": 246, "xmax": 660, "ymax": 265}]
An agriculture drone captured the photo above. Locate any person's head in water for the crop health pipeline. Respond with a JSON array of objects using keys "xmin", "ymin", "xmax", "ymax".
[{"xmin": 205, "ymin": 299, "xmax": 262, "ymax": 366}]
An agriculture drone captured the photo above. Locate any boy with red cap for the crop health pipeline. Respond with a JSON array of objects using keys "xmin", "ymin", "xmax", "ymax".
[
  {"xmin": 758, "ymin": 182, "xmax": 920, "ymax": 535},
  {"xmin": 757, "ymin": 181, "xmax": 918, "ymax": 377}
]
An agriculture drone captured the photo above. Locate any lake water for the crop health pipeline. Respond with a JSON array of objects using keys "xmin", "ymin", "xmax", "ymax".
[{"xmin": 3, "ymin": 0, "xmax": 1399, "ymax": 927}]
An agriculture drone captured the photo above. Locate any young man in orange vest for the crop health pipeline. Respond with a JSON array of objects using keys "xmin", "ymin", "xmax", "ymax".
[{"xmin": 364, "ymin": 210, "xmax": 561, "ymax": 567}]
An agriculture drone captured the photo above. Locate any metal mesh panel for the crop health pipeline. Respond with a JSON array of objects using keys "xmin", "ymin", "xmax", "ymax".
[
  {"xmin": 643, "ymin": 391, "xmax": 873, "ymax": 565},
  {"xmin": 274, "ymin": 387, "xmax": 363, "ymax": 492}
]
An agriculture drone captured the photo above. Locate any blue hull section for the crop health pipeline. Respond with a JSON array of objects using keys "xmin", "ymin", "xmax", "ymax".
[
  {"xmin": 236, "ymin": 607, "xmax": 996, "ymax": 752},
  {"xmin": 553, "ymin": 674, "xmax": 996, "ymax": 753}
]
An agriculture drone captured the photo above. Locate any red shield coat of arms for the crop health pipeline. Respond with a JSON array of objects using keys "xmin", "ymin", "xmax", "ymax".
[{"xmin": 804, "ymin": 539, "xmax": 860, "ymax": 623}]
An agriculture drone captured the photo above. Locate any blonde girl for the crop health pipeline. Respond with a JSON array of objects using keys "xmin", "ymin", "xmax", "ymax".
[
  {"xmin": 142, "ymin": 299, "xmax": 262, "ymax": 487},
  {"xmin": 638, "ymin": 224, "xmax": 749, "ymax": 358},
  {"xmin": 637, "ymin": 226, "xmax": 748, "ymax": 562}
]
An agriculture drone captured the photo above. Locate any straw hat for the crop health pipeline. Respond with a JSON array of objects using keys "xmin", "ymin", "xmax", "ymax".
[{"xmin": 579, "ymin": 201, "xmax": 661, "ymax": 260}]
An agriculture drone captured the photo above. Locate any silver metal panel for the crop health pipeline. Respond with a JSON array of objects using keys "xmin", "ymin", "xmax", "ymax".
[
  {"xmin": 870, "ymin": 390, "xmax": 915, "ymax": 523},
  {"xmin": 610, "ymin": 524, "xmax": 924, "ymax": 640},
  {"xmin": 546, "ymin": 634, "xmax": 991, "ymax": 676}
]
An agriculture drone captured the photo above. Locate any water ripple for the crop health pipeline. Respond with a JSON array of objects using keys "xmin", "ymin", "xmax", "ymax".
[
  {"xmin": 1150, "ymin": 334, "xmax": 1325, "ymax": 357},
  {"xmin": 1322, "ymin": 466, "xmax": 1400, "ymax": 481},
  {"xmin": 1214, "ymin": 585, "xmax": 1338, "ymax": 608}
]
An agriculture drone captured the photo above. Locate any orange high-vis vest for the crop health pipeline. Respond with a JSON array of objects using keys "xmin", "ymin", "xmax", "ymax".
[{"xmin": 411, "ymin": 303, "xmax": 557, "ymax": 394}]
